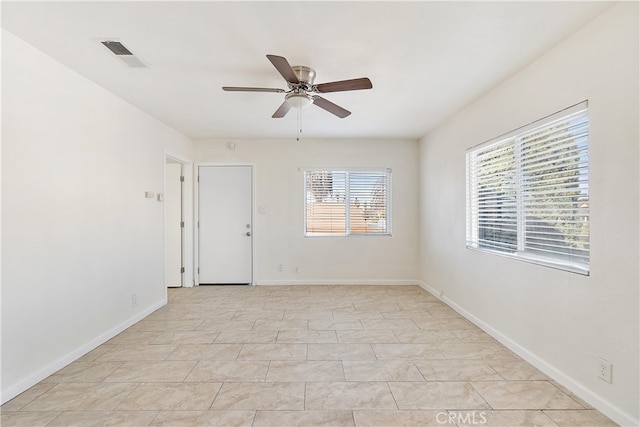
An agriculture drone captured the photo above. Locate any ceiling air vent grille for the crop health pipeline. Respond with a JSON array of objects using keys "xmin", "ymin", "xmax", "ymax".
[
  {"xmin": 101, "ymin": 41, "xmax": 133, "ymax": 56},
  {"xmin": 99, "ymin": 40, "xmax": 148, "ymax": 68}
]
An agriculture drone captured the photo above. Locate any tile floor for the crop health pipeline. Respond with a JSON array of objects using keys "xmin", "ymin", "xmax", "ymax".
[{"xmin": 1, "ymin": 285, "xmax": 617, "ymax": 426}]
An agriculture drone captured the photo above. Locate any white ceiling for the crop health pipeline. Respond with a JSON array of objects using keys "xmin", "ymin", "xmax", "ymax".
[{"xmin": 2, "ymin": 1, "xmax": 612, "ymax": 140}]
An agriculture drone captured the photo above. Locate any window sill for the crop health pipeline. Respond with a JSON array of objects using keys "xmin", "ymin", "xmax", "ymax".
[{"xmin": 466, "ymin": 245, "xmax": 589, "ymax": 276}]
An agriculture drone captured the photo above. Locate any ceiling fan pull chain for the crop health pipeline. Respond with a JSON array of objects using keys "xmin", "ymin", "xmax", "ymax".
[{"xmin": 297, "ymin": 107, "xmax": 302, "ymax": 141}]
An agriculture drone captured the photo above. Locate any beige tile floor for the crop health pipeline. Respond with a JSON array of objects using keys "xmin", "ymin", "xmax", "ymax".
[{"xmin": 2, "ymin": 285, "xmax": 617, "ymax": 426}]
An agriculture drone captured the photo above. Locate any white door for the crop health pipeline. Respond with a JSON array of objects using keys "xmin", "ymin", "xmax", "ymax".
[
  {"xmin": 165, "ymin": 162, "xmax": 183, "ymax": 287},
  {"xmin": 198, "ymin": 165, "xmax": 253, "ymax": 284}
]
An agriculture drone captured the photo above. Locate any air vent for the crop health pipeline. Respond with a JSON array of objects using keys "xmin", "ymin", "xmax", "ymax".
[
  {"xmin": 99, "ymin": 40, "xmax": 148, "ymax": 68},
  {"xmin": 101, "ymin": 41, "xmax": 133, "ymax": 56}
]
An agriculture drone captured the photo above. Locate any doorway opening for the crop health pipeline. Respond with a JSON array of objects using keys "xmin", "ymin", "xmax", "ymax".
[{"xmin": 165, "ymin": 157, "xmax": 185, "ymax": 287}]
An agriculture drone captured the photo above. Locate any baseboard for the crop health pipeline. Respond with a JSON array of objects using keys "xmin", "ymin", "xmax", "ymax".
[
  {"xmin": 416, "ymin": 280, "xmax": 444, "ymax": 299},
  {"xmin": 1, "ymin": 299, "xmax": 166, "ymax": 405},
  {"xmin": 256, "ymin": 279, "xmax": 424, "ymax": 286},
  {"xmin": 416, "ymin": 280, "xmax": 638, "ymax": 427}
]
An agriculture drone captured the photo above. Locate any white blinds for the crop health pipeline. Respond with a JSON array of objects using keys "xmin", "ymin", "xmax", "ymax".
[
  {"xmin": 304, "ymin": 169, "xmax": 391, "ymax": 236},
  {"xmin": 466, "ymin": 102, "xmax": 589, "ymax": 274}
]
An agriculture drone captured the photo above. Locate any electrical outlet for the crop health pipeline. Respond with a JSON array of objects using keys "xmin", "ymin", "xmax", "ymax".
[
  {"xmin": 295, "ymin": 266, "xmax": 299, "ymax": 274},
  {"xmin": 132, "ymin": 294, "xmax": 137, "ymax": 308},
  {"xmin": 598, "ymin": 357, "xmax": 612, "ymax": 383},
  {"xmin": 277, "ymin": 264, "xmax": 284, "ymax": 272}
]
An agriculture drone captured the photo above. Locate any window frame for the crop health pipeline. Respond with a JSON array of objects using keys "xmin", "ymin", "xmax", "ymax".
[
  {"xmin": 303, "ymin": 167, "xmax": 392, "ymax": 237},
  {"xmin": 465, "ymin": 101, "xmax": 590, "ymax": 275}
]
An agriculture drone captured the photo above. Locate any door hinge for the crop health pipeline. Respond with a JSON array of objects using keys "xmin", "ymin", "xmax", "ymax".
[
  {"xmin": 181, "ymin": 267, "xmax": 185, "ymax": 273},
  {"xmin": 180, "ymin": 175, "xmax": 184, "ymax": 182},
  {"xmin": 180, "ymin": 221, "xmax": 184, "ymax": 228},
  {"xmin": 197, "ymin": 268, "xmax": 200, "ymax": 274}
]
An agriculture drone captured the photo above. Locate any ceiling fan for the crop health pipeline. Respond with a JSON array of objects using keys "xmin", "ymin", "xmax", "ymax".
[{"xmin": 223, "ymin": 54, "xmax": 372, "ymax": 119}]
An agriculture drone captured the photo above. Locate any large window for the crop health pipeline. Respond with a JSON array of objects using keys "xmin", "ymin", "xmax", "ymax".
[
  {"xmin": 304, "ymin": 169, "xmax": 391, "ymax": 236},
  {"xmin": 466, "ymin": 101, "xmax": 590, "ymax": 274}
]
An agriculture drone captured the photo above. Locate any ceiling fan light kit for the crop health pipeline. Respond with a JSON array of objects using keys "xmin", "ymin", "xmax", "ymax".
[
  {"xmin": 222, "ymin": 54, "xmax": 372, "ymax": 121},
  {"xmin": 286, "ymin": 92, "xmax": 313, "ymax": 109}
]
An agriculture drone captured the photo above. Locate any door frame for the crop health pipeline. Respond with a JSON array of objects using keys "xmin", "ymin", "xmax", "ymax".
[
  {"xmin": 164, "ymin": 152, "xmax": 194, "ymax": 292},
  {"xmin": 165, "ymin": 160, "xmax": 183, "ymax": 287},
  {"xmin": 195, "ymin": 163, "xmax": 256, "ymax": 286}
]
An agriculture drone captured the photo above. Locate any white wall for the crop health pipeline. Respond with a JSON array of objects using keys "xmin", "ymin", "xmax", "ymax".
[
  {"xmin": 2, "ymin": 3, "xmax": 636, "ymax": 423},
  {"xmin": 418, "ymin": 3, "xmax": 638, "ymax": 425},
  {"xmin": 1, "ymin": 30, "xmax": 194, "ymax": 402},
  {"xmin": 195, "ymin": 138, "xmax": 419, "ymax": 285}
]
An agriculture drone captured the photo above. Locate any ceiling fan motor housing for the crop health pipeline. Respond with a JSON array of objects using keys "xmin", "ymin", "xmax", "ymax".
[{"xmin": 290, "ymin": 66, "xmax": 316, "ymax": 91}]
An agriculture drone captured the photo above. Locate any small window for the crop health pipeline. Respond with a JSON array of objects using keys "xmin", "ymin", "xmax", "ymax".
[
  {"xmin": 466, "ymin": 101, "xmax": 590, "ymax": 274},
  {"xmin": 304, "ymin": 169, "xmax": 391, "ymax": 236}
]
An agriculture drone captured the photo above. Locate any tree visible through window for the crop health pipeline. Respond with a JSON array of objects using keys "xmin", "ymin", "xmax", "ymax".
[
  {"xmin": 304, "ymin": 169, "xmax": 391, "ymax": 236},
  {"xmin": 466, "ymin": 102, "xmax": 590, "ymax": 274}
]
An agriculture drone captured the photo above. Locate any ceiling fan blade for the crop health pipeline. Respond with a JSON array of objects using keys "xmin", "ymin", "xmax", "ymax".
[
  {"xmin": 315, "ymin": 77, "xmax": 373, "ymax": 93},
  {"xmin": 222, "ymin": 86, "xmax": 285, "ymax": 93},
  {"xmin": 312, "ymin": 96, "xmax": 351, "ymax": 118},
  {"xmin": 272, "ymin": 101, "xmax": 292, "ymax": 118},
  {"xmin": 266, "ymin": 54, "xmax": 300, "ymax": 84}
]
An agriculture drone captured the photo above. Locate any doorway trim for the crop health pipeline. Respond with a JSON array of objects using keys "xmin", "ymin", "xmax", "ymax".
[
  {"xmin": 195, "ymin": 162, "xmax": 256, "ymax": 286},
  {"xmin": 164, "ymin": 152, "xmax": 194, "ymax": 292}
]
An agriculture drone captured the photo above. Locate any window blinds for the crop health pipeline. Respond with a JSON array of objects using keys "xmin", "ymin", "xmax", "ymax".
[
  {"xmin": 466, "ymin": 102, "xmax": 589, "ymax": 274},
  {"xmin": 304, "ymin": 169, "xmax": 391, "ymax": 236}
]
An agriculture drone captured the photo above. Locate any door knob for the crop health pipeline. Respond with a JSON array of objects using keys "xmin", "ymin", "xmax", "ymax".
[{"xmin": 246, "ymin": 232, "xmax": 251, "ymax": 236}]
